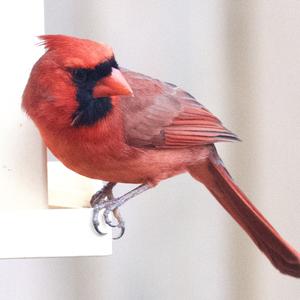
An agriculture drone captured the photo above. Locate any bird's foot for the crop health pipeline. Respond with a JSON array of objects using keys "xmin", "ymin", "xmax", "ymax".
[
  {"xmin": 91, "ymin": 183, "xmax": 151, "ymax": 239},
  {"xmin": 92, "ymin": 197, "xmax": 126, "ymax": 239},
  {"xmin": 91, "ymin": 182, "xmax": 125, "ymax": 239}
]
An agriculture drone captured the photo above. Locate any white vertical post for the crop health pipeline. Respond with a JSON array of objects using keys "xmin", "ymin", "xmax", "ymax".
[
  {"xmin": 0, "ymin": 1, "xmax": 111, "ymax": 259},
  {"xmin": 0, "ymin": 1, "xmax": 47, "ymax": 209}
]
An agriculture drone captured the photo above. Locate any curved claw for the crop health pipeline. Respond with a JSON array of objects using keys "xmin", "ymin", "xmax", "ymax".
[
  {"xmin": 113, "ymin": 222, "xmax": 125, "ymax": 240},
  {"xmin": 103, "ymin": 208, "xmax": 126, "ymax": 239},
  {"xmin": 92, "ymin": 205, "xmax": 107, "ymax": 236},
  {"xmin": 104, "ymin": 209, "xmax": 119, "ymax": 228}
]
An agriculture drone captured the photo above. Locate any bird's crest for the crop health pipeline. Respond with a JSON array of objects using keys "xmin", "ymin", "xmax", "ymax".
[
  {"xmin": 37, "ymin": 34, "xmax": 113, "ymax": 68},
  {"xmin": 38, "ymin": 35, "xmax": 86, "ymax": 51}
]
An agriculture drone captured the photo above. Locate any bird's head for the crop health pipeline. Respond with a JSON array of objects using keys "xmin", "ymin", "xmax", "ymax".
[{"xmin": 22, "ymin": 35, "xmax": 132, "ymax": 128}]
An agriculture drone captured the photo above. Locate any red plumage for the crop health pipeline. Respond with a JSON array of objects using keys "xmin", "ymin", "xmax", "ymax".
[{"xmin": 22, "ymin": 35, "xmax": 300, "ymax": 277}]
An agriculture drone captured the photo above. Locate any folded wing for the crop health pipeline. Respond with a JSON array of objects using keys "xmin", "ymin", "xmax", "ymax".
[{"xmin": 120, "ymin": 69, "xmax": 238, "ymax": 149}]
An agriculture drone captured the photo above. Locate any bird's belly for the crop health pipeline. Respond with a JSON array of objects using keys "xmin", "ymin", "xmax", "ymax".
[
  {"xmin": 46, "ymin": 132, "xmax": 209, "ymax": 184},
  {"xmin": 65, "ymin": 146, "xmax": 209, "ymax": 184}
]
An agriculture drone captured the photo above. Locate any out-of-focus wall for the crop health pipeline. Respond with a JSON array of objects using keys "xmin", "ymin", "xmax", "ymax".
[
  {"xmin": 247, "ymin": 1, "xmax": 300, "ymax": 298},
  {"xmin": 224, "ymin": 1, "xmax": 300, "ymax": 299},
  {"xmin": 0, "ymin": 1, "xmax": 299, "ymax": 300}
]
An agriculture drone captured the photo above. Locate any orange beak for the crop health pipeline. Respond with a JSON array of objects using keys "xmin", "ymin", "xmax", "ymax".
[{"xmin": 93, "ymin": 68, "xmax": 133, "ymax": 98}]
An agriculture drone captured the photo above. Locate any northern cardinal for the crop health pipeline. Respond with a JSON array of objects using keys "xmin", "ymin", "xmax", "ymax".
[{"xmin": 22, "ymin": 35, "xmax": 300, "ymax": 277}]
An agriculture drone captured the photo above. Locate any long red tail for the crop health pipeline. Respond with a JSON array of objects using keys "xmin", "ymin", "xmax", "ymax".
[{"xmin": 188, "ymin": 148, "xmax": 300, "ymax": 278}]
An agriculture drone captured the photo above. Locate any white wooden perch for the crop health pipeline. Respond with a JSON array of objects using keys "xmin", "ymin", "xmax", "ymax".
[
  {"xmin": 0, "ymin": 208, "xmax": 111, "ymax": 259},
  {"xmin": 0, "ymin": 0, "xmax": 112, "ymax": 259}
]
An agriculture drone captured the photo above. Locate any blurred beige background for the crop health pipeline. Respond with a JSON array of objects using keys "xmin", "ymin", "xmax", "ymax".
[{"xmin": 1, "ymin": 1, "xmax": 299, "ymax": 299}]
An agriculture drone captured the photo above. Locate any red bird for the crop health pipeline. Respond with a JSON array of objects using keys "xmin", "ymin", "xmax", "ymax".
[{"xmin": 22, "ymin": 35, "xmax": 300, "ymax": 277}]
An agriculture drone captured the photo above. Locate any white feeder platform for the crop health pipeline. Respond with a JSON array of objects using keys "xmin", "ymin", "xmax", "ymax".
[{"xmin": 0, "ymin": 208, "xmax": 112, "ymax": 259}]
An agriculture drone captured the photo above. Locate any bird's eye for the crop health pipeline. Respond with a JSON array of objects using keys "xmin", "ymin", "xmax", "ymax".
[{"xmin": 72, "ymin": 69, "xmax": 88, "ymax": 84}]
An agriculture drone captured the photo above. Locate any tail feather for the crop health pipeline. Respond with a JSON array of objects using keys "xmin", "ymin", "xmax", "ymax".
[{"xmin": 188, "ymin": 149, "xmax": 300, "ymax": 278}]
